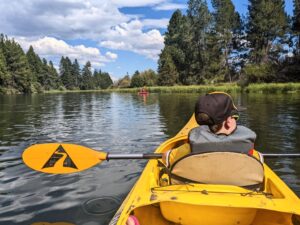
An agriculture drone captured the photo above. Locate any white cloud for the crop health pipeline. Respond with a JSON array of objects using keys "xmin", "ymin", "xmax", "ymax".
[
  {"xmin": 99, "ymin": 20, "xmax": 164, "ymax": 60},
  {"xmin": 106, "ymin": 52, "xmax": 118, "ymax": 60},
  {"xmin": 153, "ymin": 3, "xmax": 187, "ymax": 11},
  {"xmin": 16, "ymin": 36, "xmax": 117, "ymax": 68},
  {"xmin": 111, "ymin": 0, "xmax": 166, "ymax": 7},
  {"xmin": 141, "ymin": 19, "xmax": 169, "ymax": 29},
  {"xmin": 0, "ymin": 0, "xmax": 168, "ymax": 65},
  {"xmin": 0, "ymin": 0, "xmax": 129, "ymax": 39}
]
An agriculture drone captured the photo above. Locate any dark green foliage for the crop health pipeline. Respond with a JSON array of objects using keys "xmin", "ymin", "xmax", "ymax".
[
  {"xmin": 294, "ymin": 0, "xmax": 300, "ymax": 32},
  {"xmin": 212, "ymin": 0, "xmax": 241, "ymax": 82},
  {"xmin": 131, "ymin": 70, "xmax": 144, "ymax": 87},
  {"xmin": 71, "ymin": 59, "xmax": 81, "ymax": 88},
  {"xmin": 247, "ymin": 0, "xmax": 287, "ymax": 63},
  {"xmin": 93, "ymin": 70, "xmax": 113, "ymax": 89},
  {"xmin": 60, "ymin": 57, "xmax": 76, "ymax": 89},
  {"xmin": 2, "ymin": 37, "xmax": 32, "ymax": 93},
  {"xmin": 158, "ymin": 0, "xmax": 299, "ymax": 85},
  {"xmin": 130, "ymin": 70, "xmax": 158, "ymax": 87},
  {"xmin": 0, "ymin": 34, "xmax": 113, "ymax": 93},
  {"xmin": 26, "ymin": 46, "xmax": 42, "ymax": 83},
  {"xmin": 158, "ymin": 47, "xmax": 179, "ymax": 86},
  {"xmin": 0, "ymin": 48, "xmax": 10, "ymax": 87},
  {"xmin": 81, "ymin": 61, "xmax": 94, "ymax": 90},
  {"xmin": 141, "ymin": 69, "xmax": 158, "ymax": 86},
  {"xmin": 241, "ymin": 63, "xmax": 276, "ymax": 83},
  {"xmin": 187, "ymin": 0, "xmax": 212, "ymax": 81}
]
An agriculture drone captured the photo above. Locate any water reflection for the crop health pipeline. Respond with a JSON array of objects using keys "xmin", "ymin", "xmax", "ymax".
[{"xmin": 0, "ymin": 92, "xmax": 299, "ymax": 224}]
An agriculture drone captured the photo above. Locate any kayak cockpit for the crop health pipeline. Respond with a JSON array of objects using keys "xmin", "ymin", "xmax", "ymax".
[{"xmin": 131, "ymin": 203, "xmax": 300, "ymax": 225}]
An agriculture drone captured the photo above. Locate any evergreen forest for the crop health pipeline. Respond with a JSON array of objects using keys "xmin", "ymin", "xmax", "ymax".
[
  {"xmin": 1, "ymin": 0, "xmax": 300, "ymax": 93},
  {"xmin": 0, "ymin": 35, "xmax": 113, "ymax": 94},
  {"xmin": 156, "ymin": 0, "xmax": 300, "ymax": 86}
]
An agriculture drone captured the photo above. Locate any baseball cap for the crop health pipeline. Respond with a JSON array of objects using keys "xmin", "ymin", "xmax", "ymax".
[{"xmin": 194, "ymin": 92, "xmax": 240, "ymax": 125}]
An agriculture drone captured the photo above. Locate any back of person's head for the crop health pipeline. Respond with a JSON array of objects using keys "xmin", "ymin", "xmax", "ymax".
[{"xmin": 194, "ymin": 92, "xmax": 239, "ymax": 133}]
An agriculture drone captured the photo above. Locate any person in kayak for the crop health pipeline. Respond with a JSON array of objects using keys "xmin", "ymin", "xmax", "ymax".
[{"xmin": 164, "ymin": 91, "xmax": 260, "ymax": 168}]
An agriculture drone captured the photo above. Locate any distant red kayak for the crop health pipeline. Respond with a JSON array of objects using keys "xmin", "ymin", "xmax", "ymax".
[{"xmin": 138, "ymin": 91, "xmax": 149, "ymax": 95}]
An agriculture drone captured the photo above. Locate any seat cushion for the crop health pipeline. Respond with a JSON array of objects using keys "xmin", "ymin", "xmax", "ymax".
[{"xmin": 170, "ymin": 152, "xmax": 264, "ymax": 186}]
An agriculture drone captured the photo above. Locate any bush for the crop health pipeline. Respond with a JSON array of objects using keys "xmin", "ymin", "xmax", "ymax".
[{"xmin": 241, "ymin": 63, "xmax": 276, "ymax": 83}]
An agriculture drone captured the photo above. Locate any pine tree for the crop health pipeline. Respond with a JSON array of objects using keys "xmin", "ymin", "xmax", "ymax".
[
  {"xmin": 26, "ymin": 46, "xmax": 43, "ymax": 83},
  {"xmin": 71, "ymin": 59, "xmax": 81, "ymax": 88},
  {"xmin": 60, "ymin": 57, "xmax": 75, "ymax": 89},
  {"xmin": 81, "ymin": 61, "xmax": 94, "ymax": 90},
  {"xmin": 158, "ymin": 48, "xmax": 178, "ymax": 86},
  {"xmin": 0, "ymin": 48, "xmax": 10, "ymax": 87},
  {"xmin": 212, "ymin": 0, "xmax": 241, "ymax": 82},
  {"xmin": 162, "ymin": 10, "xmax": 190, "ymax": 84},
  {"xmin": 48, "ymin": 60, "xmax": 60, "ymax": 89},
  {"xmin": 293, "ymin": 0, "xmax": 300, "ymax": 50},
  {"xmin": 3, "ymin": 38, "xmax": 32, "ymax": 93},
  {"xmin": 99, "ymin": 72, "xmax": 113, "ymax": 89},
  {"xmin": 187, "ymin": 0, "xmax": 212, "ymax": 82},
  {"xmin": 247, "ymin": 0, "xmax": 288, "ymax": 63}
]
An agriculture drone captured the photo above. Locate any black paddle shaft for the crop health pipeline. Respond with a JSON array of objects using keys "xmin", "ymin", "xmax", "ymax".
[
  {"xmin": 263, "ymin": 153, "xmax": 300, "ymax": 158},
  {"xmin": 106, "ymin": 153, "xmax": 163, "ymax": 160}
]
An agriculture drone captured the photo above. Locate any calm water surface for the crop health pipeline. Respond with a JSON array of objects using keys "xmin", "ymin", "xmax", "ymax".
[{"xmin": 0, "ymin": 92, "xmax": 299, "ymax": 225}]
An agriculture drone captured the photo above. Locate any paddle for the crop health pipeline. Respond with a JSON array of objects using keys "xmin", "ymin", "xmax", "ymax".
[
  {"xmin": 22, "ymin": 143, "xmax": 162, "ymax": 174},
  {"xmin": 22, "ymin": 143, "xmax": 300, "ymax": 174}
]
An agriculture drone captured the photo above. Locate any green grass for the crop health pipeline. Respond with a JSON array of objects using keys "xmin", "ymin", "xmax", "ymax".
[
  {"xmin": 40, "ymin": 83, "xmax": 300, "ymax": 94},
  {"xmin": 245, "ymin": 83, "xmax": 300, "ymax": 93}
]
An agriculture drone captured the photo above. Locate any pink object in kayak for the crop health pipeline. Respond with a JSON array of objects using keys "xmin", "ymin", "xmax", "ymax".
[{"xmin": 126, "ymin": 215, "xmax": 140, "ymax": 225}]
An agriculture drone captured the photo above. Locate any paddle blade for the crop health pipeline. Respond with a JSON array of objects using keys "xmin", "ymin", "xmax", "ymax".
[{"xmin": 22, "ymin": 143, "xmax": 107, "ymax": 174}]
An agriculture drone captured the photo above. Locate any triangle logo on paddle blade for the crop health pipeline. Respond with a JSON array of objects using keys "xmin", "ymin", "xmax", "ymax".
[{"xmin": 42, "ymin": 145, "xmax": 78, "ymax": 169}]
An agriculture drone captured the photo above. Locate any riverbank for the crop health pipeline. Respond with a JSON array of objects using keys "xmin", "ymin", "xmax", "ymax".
[
  {"xmin": 2, "ymin": 83, "xmax": 300, "ymax": 95},
  {"xmin": 48, "ymin": 83, "xmax": 299, "ymax": 94}
]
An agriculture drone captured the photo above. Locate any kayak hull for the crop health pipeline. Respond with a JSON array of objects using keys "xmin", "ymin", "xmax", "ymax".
[{"xmin": 110, "ymin": 115, "xmax": 300, "ymax": 225}]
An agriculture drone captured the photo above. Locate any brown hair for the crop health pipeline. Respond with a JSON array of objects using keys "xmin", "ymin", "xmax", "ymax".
[{"xmin": 196, "ymin": 113, "xmax": 223, "ymax": 134}]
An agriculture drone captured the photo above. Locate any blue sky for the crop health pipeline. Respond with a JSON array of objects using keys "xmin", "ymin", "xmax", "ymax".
[{"xmin": 0, "ymin": 0, "xmax": 294, "ymax": 80}]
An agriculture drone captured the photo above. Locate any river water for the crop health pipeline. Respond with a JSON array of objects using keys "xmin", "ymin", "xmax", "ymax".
[{"xmin": 0, "ymin": 92, "xmax": 299, "ymax": 225}]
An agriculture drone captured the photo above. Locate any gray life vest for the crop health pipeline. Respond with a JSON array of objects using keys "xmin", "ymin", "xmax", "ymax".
[{"xmin": 188, "ymin": 125, "xmax": 256, "ymax": 154}]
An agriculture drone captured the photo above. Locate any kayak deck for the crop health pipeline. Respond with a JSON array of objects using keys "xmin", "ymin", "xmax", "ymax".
[{"xmin": 110, "ymin": 115, "xmax": 300, "ymax": 225}]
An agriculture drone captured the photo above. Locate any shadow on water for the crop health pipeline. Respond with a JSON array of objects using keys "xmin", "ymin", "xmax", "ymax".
[{"xmin": 0, "ymin": 92, "xmax": 299, "ymax": 224}]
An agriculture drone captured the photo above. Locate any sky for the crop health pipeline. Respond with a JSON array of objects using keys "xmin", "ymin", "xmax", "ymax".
[{"xmin": 0, "ymin": 0, "xmax": 294, "ymax": 80}]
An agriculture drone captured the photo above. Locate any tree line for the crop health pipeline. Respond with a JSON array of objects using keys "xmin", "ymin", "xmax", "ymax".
[
  {"xmin": 156, "ymin": 0, "xmax": 300, "ymax": 86},
  {"xmin": 0, "ymin": 35, "xmax": 113, "ymax": 94}
]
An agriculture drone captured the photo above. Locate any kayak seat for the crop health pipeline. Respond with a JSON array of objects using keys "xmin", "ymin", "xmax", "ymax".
[{"xmin": 169, "ymin": 152, "xmax": 264, "ymax": 188}]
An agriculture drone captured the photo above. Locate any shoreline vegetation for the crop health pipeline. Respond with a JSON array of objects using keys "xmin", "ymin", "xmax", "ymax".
[{"xmin": 37, "ymin": 83, "xmax": 300, "ymax": 94}]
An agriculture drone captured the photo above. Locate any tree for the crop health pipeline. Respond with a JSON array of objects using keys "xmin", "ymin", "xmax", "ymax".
[
  {"xmin": 247, "ymin": 0, "xmax": 288, "ymax": 63},
  {"xmin": 60, "ymin": 57, "xmax": 76, "ymax": 89},
  {"xmin": 99, "ymin": 72, "xmax": 113, "ymax": 89},
  {"xmin": 293, "ymin": 0, "xmax": 300, "ymax": 50},
  {"xmin": 0, "ymin": 48, "xmax": 10, "ymax": 87},
  {"xmin": 161, "ymin": 10, "xmax": 191, "ymax": 84},
  {"xmin": 131, "ymin": 70, "xmax": 144, "ymax": 87},
  {"xmin": 26, "ymin": 46, "xmax": 43, "ymax": 83},
  {"xmin": 48, "ymin": 60, "xmax": 60, "ymax": 89},
  {"xmin": 158, "ymin": 48, "xmax": 178, "ymax": 86},
  {"xmin": 118, "ymin": 74, "xmax": 131, "ymax": 88},
  {"xmin": 187, "ymin": 0, "xmax": 212, "ymax": 82},
  {"xmin": 141, "ymin": 69, "xmax": 158, "ymax": 86},
  {"xmin": 71, "ymin": 59, "xmax": 81, "ymax": 88},
  {"xmin": 212, "ymin": 0, "xmax": 241, "ymax": 82},
  {"xmin": 3, "ymin": 38, "xmax": 32, "ymax": 93},
  {"xmin": 81, "ymin": 61, "xmax": 94, "ymax": 90}
]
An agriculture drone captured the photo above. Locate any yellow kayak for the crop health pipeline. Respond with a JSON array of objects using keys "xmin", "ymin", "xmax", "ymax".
[{"xmin": 109, "ymin": 115, "xmax": 300, "ymax": 225}]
